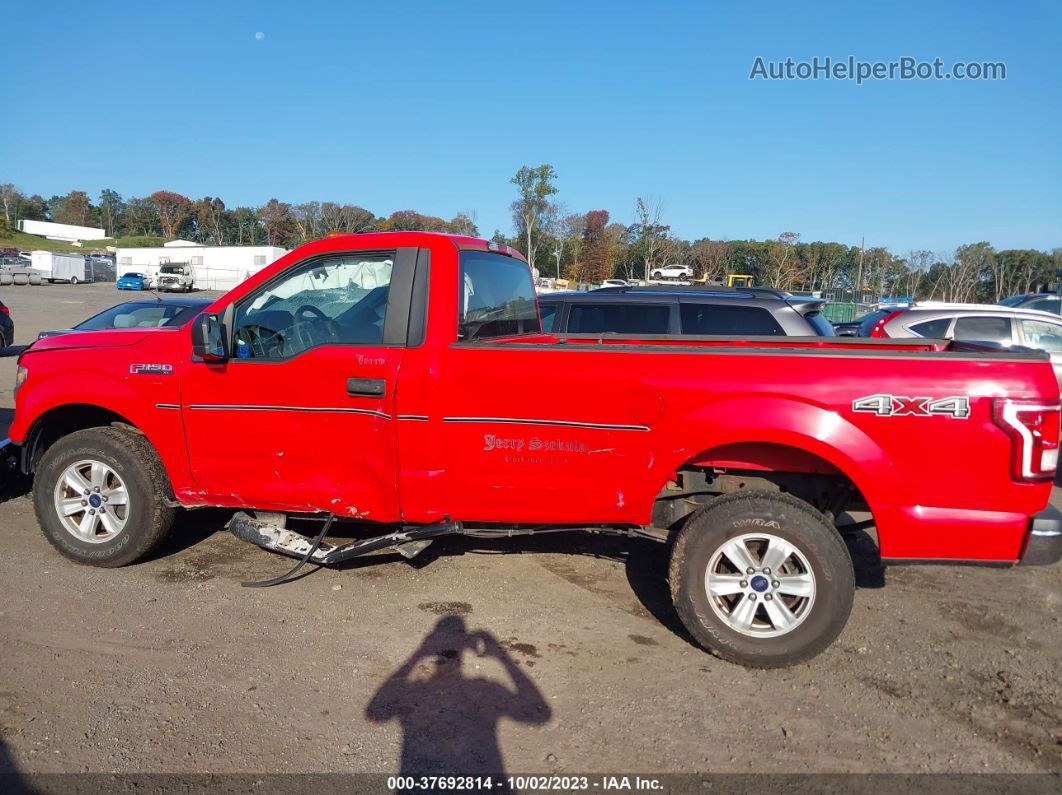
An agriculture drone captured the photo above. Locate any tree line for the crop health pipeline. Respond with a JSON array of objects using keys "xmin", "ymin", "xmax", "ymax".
[{"xmin": 2, "ymin": 171, "xmax": 1059, "ymax": 304}]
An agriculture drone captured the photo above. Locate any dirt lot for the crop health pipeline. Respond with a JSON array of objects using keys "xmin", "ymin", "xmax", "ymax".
[{"xmin": 0, "ymin": 283, "xmax": 1060, "ymax": 776}]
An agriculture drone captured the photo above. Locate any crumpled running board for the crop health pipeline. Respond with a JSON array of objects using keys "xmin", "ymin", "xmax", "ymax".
[{"xmin": 227, "ymin": 512, "xmax": 462, "ymax": 566}]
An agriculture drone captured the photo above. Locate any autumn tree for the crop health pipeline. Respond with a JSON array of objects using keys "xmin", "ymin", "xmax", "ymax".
[
  {"xmin": 510, "ymin": 164, "xmax": 558, "ymax": 273},
  {"xmin": 258, "ymin": 198, "xmax": 294, "ymax": 245},
  {"xmin": 557, "ymin": 213, "xmax": 586, "ymax": 279},
  {"xmin": 98, "ymin": 189, "xmax": 125, "ymax": 237},
  {"xmin": 631, "ymin": 197, "xmax": 671, "ymax": 281},
  {"xmin": 764, "ymin": 232, "xmax": 802, "ymax": 290},
  {"xmin": 151, "ymin": 191, "xmax": 193, "ymax": 239},
  {"xmin": 448, "ymin": 212, "xmax": 479, "ymax": 237},
  {"xmin": 0, "ymin": 184, "xmax": 22, "ymax": 225},
  {"xmin": 52, "ymin": 191, "xmax": 94, "ymax": 227},
  {"xmin": 291, "ymin": 202, "xmax": 323, "ymax": 243},
  {"xmin": 691, "ymin": 239, "xmax": 729, "ymax": 283},
  {"xmin": 193, "ymin": 196, "xmax": 227, "ymax": 244},
  {"xmin": 321, "ymin": 202, "xmax": 375, "ymax": 234},
  {"xmin": 581, "ymin": 210, "xmax": 611, "ymax": 283},
  {"xmin": 122, "ymin": 197, "xmax": 160, "ymax": 236},
  {"xmin": 384, "ymin": 210, "xmax": 449, "ymax": 232}
]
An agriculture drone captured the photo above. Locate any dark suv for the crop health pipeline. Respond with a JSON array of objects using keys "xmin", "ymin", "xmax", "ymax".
[
  {"xmin": 998, "ymin": 293, "xmax": 1062, "ymax": 315},
  {"xmin": 0, "ymin": 298, "xmax": 13, "ymax": 349},
  {"xmin": 538, "ymin": 286, "xmax": 835, "ymax": 337}
]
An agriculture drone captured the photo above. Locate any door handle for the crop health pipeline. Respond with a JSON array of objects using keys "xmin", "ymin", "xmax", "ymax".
[{"xmin": 347, "ymin": 377, "xmax": 386, "ymax": 397}]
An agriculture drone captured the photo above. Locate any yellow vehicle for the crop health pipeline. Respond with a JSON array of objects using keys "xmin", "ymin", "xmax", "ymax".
[{"xmin": 726, "ymin": 274, "xmax": 754, "ymax": 288}]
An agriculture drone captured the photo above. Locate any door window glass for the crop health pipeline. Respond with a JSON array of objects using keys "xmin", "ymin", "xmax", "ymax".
[
  {"xmin": 233, "ymin": 254, "xmax": 393, "ymax": 359},
  {"xmin": 1021, "ymin": 319, "xmax": 1062, "ymax": 352},
  {"xmin": 567, "ymin": 303, "xmax": 670, "ymax": 334},
  {"xmin": 907, "ymin": 317, "xmax": 952, "ymax": 338},
  {"xmin": 952, "ymin": 315, "xmax": 1011, "ymax": 344},
  {"xmin": 680, "ymin": 304, "xmax": 784, "ymax": 335}
]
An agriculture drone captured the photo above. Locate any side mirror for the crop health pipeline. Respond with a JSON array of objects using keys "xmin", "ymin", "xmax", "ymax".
[{"xmin": 191, "ymin": 313, "xmax": 229, "ymax": 362}]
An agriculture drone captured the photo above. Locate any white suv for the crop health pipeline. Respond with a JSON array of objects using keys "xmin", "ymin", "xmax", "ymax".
[{"xmin": 650, "ymin": 264, "xmax": 692, "ymax": 280}]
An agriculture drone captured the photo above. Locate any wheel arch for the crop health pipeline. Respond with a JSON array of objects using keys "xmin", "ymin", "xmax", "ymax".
[
  {"xmin": 21, "ymin": 404, "xmax": 146, "ymax": 475},
  {"xmin": 642, "ymin": 397, "xmax": 892, "ymax": 537}
]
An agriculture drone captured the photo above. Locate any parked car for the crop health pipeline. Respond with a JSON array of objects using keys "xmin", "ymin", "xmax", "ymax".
[
  {"xmin": 36, "ymin": 299, "xmax": 212, "ymax": 340},
  {"xmin": 156, "ymin": 264, "xmax": 195, "ymax": 292},
  {"xmin": 117, "ymin": 272, "xmax": 153, "ymax": 291},
  {"xmin": 650, "ymin": 264, "xmax": 692, "ymax": 280},
  {"xmin": 997, "ymin": 293, "xmax": 1062, "ymax": 315},
  {"xmin": 870, "ymin": 303, "xmax": 1062, "ymax": 386},
  {"xmin": 539, "ymin": 285, "xmax": 836, "ymax": 337},
  {"xmin": 0, "ymin": 299, "xmax": 13, "ymax": 349},
  {"xmin": 8, "ymin": 232, "xmax": 1061, "ymax": 670}
]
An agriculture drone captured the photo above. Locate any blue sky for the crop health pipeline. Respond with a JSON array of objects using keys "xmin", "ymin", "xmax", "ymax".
[{"xmin": 3, "ymin": 1, "xmax": 1059, "ymax": 254}]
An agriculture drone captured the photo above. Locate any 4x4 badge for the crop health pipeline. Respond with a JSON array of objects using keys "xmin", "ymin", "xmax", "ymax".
[{"xmin": 852, "ymin": 394, "xmax": 970, "ymax": 419}]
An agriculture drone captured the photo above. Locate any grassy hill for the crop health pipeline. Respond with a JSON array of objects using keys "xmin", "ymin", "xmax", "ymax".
[{"xmin": 0, "ymin": 230, "xmax": 167, "ymax": 252}]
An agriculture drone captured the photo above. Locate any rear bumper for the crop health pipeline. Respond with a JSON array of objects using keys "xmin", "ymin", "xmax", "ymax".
[{"xmin": 1020, "ymin": 504, "xmax": 1062, "ymax": 566}]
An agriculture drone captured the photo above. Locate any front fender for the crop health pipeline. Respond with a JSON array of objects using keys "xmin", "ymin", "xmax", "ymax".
[{"xmin": 11, "ymin": 359, "xmax": 194, "ymax": 497}]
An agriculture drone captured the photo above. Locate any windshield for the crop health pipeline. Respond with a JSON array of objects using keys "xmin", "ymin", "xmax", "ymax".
[
  {"xmin": 76, "ymin": 303, "xmax": 203, "ymax": 330},
  {"xmin": 160, "ymin": 266, "xmax": 183, "ymax": 274},
  {"xmin": 458, "ymin": 251, "xmax": 540, "ymax": 340},
  {"xmin": 121, "ymin": 272, "xmax": 142, "ymax": 279}
]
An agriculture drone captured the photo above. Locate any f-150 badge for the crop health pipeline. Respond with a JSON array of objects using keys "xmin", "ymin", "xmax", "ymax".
[
  {"xmin": 852, "ymin": 394, "xmax": 970, "ymax": 419},
  {"xmin": 129, "ymin": 363, "xmax": 174, "ymax": 375}
]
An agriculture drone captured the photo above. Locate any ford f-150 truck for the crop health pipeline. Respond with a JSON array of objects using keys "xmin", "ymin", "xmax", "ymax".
[{"xmin": 7, "ymin": 232, "xmax": 1062, "ymax": 668}]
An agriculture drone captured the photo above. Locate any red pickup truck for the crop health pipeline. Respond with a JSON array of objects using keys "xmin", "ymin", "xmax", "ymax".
[{"xmin": 8, "ymin": 232, "xmax": 1062, "ymax": 667}]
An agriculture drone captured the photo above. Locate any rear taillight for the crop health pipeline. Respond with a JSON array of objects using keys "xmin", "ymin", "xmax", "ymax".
[
  {"xmin": 0, "ymin": 305, "xmax": 9, "ymax": 315},
  {"xmin": 869, "ymin": 310, "xmax": 905, "ymax": 338},
  {"xmin": 992, "ymin": 399, "xmax": 1061, "ymax": 481}
]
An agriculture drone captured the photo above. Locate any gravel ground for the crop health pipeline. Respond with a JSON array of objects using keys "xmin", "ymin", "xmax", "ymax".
[{"xmin": 0, "ymin": 283, "xmax": 1059, "ymax": 777}]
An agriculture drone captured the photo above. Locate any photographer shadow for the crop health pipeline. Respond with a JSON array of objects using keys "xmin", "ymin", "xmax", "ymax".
[{"xmin": 367, "ymin": 615, "xmax": 550, "ymax": 783}]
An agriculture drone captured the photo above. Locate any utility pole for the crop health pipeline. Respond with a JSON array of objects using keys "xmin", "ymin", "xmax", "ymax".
[{"xmin": 554, "ymin": 242, "xmax": 562, "ymax": 279}]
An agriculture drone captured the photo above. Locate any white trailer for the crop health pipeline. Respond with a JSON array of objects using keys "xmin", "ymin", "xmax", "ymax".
[{"xmin": 30, "ymin": 251, "xmax": 89, "ymax": 283}]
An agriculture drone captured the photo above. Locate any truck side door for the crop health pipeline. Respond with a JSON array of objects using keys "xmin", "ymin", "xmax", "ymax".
[
  {"xmin": 180, "ymin": 247, "xmax": 420, "ymax": 520},
  {"xmin": 432, "ymin": 250, "xmax": 658, "ymax": 524}
]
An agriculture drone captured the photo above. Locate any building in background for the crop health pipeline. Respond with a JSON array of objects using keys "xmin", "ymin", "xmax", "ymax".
[
  {"xmin": 115, "ymin": 241, "xmax": 289, "ymax": 291},
  {"xmin": 18, "ymin": 219, "xmax": 107, "ymax": 242}
]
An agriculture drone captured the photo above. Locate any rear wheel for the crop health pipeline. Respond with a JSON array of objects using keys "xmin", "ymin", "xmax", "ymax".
[
  {"xmin": 69, "ymin": 276, "xmax": 79, "ymax": 285},
  {"xmin": 669, "ymin": 491, "xmax": 855, "ymax": 668},
  {"xmin": 33, "ymin": 427, "xmax": 175, "ymax": 567}
]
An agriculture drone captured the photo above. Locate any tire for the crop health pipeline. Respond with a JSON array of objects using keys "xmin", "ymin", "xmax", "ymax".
[
  {"xmin": 33, "ymin": 427, "xmax": 176, "ymax": 567},
  {"xmin": 652, "ymin": 271, "xmax": 662, "ymax": 279},
  {"xmin": 69, "ymin": 276, "xmax": 79, "ymax": 285},
  {"xmin": 669, "ymin": 491, "xmax": 854, "ymax": 668}
]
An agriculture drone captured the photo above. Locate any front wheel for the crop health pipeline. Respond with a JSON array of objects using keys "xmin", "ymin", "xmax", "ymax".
[
  {"xmin": 669, "ymin": 491, "xmax": 855, "ymax": 668},
  {"xmin": 652, "ymin": 271, "xmax": 662, "ymax": 279},
  {"xmin": 33, "ymin": 427, "xmax": 176, "ymax": 567}
]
